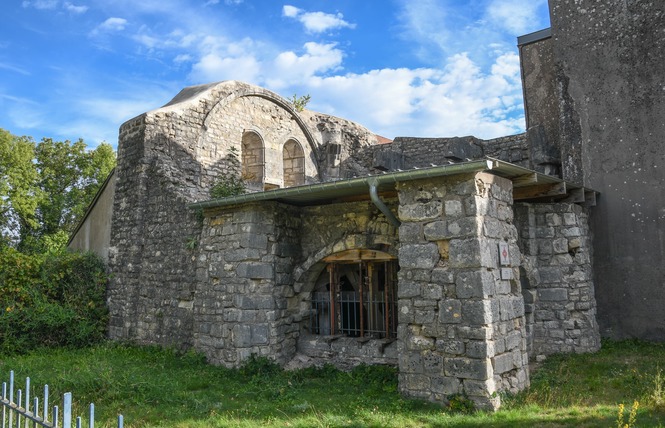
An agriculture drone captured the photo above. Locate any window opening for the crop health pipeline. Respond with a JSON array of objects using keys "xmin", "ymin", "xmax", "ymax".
[
  {"xmin": 310, "ymin": 254, "xmax": 397, "ymax": 339},
  {"xmin": 283, "ymin": 139, "xmax": 305, "ymax": 187},
  {"xmin": 241, "ymin": 131, "xmax": 264, "ymax": 190}
]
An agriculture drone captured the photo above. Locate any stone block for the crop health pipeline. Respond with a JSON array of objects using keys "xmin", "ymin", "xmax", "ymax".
[
  {"xmin": 415, "ymin": 309, "xmax": 437, "ymax": 324},
  {"xmin": 224, "ymin": 248, "xmax": 263, "ymax": 262},
  {"xmin": 397, "ymin": 281, "xmax": 421, "ymax": 298},
  {"xmin": 236, "ymin": 262, "xmax": 273, "ymax": 279},
  {"xmin": 539, "ymin": 288, "xmax": 568, "ymax": 301},
  {"xmin": 398, "ymin": 222, "xmax": 422, "ymax": 243},
  {"xmin": 431, "ymin": 267, "xmax": 454, "ymax": 284},
  {"xmin": 444, "ymin": 357, "xmax": 491, "ymax": 380},
  {"xmin": 399, "ymin": 243, "xmax": 440, "ymax": 269},
  {"xmin": 493, "ymin": 352, "xmax": 514, "ymax": 374},
  {"xmin": 446, "ymin": 217, "xmax": 478, "ymax": 238},
  {"xmin": 439, "ymin": 299, "xmax": 462, "ymax": 324},
  {"xmin": 462, "ymin": 300, "xmax": 497, "ymax": 325},
  {"xmin": 423, "ymin": 221, "xmax": 447, "ymax": 240},
  {"xmin": 436, "ymin": 339, "xmax": 464, "ymax": 355},
  {"xmin": 431, "ymin": 375, "xmax": 462, "ymax": 395},
  {"xmin": 463, "ymin": 378, "xmax": 497, "ymax": 397},
  {"xmin": 232, "ymin": 324, "xmax": 269, "ymax": 346},
  {"xmin": 444, "ymin": 200, "xmax": 464, "ymax": 217},
  {"xmin": 552, "ymin": 238, "xmax": 568, "ymax": 254},
  {"xmin": 422, "ymin": 283, "xmax": 443, "ymax": 300},
  {"xmin": 466, "ymin": 340, "xmax": 495, "ymax": 358},
  {"xmin": 449, "ymin": 238, "xmax": 481, "ymax": 268},
  {"xmin": 499, "ymin": 296, "xmax": 524, "ymax": 321},
  {"xmin": 480, "ymin": 217, "xmax": 501, "ymax": 239},
  {"xmin": 455, "ymin": 270, "xmax": 495, "ymax": 299},
  {"xmin": 234, "ymin": 294, "xmax": 275, "ymax": 309},
  {"xmin": 504, "ymin": 331, "xmax": 523, "ymax": 351},
  {"xmin": 239, "ymin": 233, "xmax": 268, "ymax": 249},
  {"xmin": 398, "ymin": 201, "xmax": 443, "ymax": 222}
]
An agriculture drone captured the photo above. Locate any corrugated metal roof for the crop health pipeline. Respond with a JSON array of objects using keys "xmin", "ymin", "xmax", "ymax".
[{"xmin": 189, "ymin": 158, "xmax": 597, "ymax": 210}]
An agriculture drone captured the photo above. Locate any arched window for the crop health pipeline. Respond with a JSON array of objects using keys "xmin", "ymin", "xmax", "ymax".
[
  {"xmin": 310, "ymin": 250, "xmax": 397, "ymax": 339},
  {"xmin": 283, "ymin": 139, "xmax": 305, "ymax": 187},
  {"xmin": 241, "ymin": 131, "xmax": 264, "ymax": 190}
]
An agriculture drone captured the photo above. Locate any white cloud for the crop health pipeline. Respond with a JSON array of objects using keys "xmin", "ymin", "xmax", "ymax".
[
  {"xmin": 268, "ymin": 42, "xmax": 344, "ymax": 88},
  {"xmin": 63, "ymin": 2, "xmax": 88, "ymax": 14},
  {"xmin": 282, "ymin": 5, "xmax": 355, "ymax": 33},
  {"xmin": 486, "ymin": 0, "xmax": 548, "ymax": 34},
  {"xmin": 294, "ymin": 51, "xmax": 524, "ymax": 139},
  {"xmin": 91, "ymin": 17, "xmax": 128, "ymax": 37},
  {"xmin": 174, "ymin": 54, "xmax": 192, "ymax": 64},
  {"xmin": 190, "ymin": 53, "xmax": 261, "ymax": 84},
  {"xmin": 22, "ymin": 0, "xmax": 58, "ymax": 10}
]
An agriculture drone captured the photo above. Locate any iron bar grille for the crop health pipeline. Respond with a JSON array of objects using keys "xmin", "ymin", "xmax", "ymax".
[{"xmin": 309, "ymin": 260, "xmax": 397, "ymax": 339}]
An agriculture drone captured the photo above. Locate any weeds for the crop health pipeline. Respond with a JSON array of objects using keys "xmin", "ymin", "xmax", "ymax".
[
  {"xmin": 1, "ymin": 340, "xmax": 664, "ymax": 427},
  {"xmin": 616, "ymin": 400, "xmax": 639, "ymax": 428}
]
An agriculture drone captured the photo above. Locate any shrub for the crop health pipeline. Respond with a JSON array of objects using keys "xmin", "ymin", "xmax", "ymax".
[
  {"xmin": 0, "ymin": 248, "xmax": 109, "ymax": 354},
  {"xmin": 210, "ymin": 146, "xmax": 246, "ymax": 199}
]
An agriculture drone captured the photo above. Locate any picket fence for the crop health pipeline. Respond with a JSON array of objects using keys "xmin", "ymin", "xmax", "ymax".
[{"xmin": 1, "ymin": 371, "xmax": 124, "ymax": 428}]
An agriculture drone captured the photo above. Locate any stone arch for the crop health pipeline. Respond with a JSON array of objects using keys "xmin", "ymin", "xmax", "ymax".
[
  {"xmin": 292, "ymin": 234, "xmax": 397, "ymax": 295},
  {"xmin": 241, "ymin": 130, "xmax": 264, "ymax": 190},
  {"xmin": 283, "ymin": 139, "xmax": 305, "ymax": 187},
  {"xmin": 201, "ymin": 83, "xmax": 322, "ymax": 178}
]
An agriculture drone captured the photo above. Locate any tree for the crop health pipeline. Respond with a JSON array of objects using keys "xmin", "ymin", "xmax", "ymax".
[
  {"xmin": 0, "ymin": 129, "xmax": 40, "ymax": 247},
  {"xmin": 0, "ymin": 128, "xmax": 116, "ymax": 253}
]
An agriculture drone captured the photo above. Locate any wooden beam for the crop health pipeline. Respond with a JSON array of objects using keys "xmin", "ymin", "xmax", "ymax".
[
  {"xmin": 563, "ymin": 188, "xmax": 585, "ymax": 203},
  {"xmin": 323, "ymin": 249, "xmax": 396, "ymax": 262},
  {"xmin": 511, "ymin": 173, "xmax": 538, "ymax": 187},
  {"xmin": 584, "ymin": 190, "xmax": 597, "ymax": 207},
  {"xmin": 513, "ymin": 182, "xmax": 567, "ymax": 200}
]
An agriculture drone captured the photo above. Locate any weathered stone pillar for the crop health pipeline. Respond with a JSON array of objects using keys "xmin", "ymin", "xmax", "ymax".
[
  {"xmin": 396, "ymin": 172, "xmax": 529, "ymax": 410},
  {"xmin": 193, "ymin": 202, "xmax": 301, "ymax": 367}
]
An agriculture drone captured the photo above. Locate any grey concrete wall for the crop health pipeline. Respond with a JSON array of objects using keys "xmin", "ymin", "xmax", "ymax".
[
  {"xmin": 68, "ymin": 170, "xmax": 116, "ymax": 261},
  {"xmin": 549, "ymin": 0, "xmax": 665, "ymax": 340},
  {"xmin": 518, "ymin": 35, "xmax": 562, "ymax": 175}
]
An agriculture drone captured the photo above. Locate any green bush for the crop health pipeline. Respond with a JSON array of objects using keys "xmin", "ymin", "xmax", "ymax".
[{"xmin": 0, "ymin": 248, "xmax": 109, "ymax": 355}]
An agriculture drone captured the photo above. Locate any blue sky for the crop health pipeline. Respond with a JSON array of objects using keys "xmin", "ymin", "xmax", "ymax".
[{"xmin": 1, "ymin": 0, "xmax": 550, "ymax": 148}]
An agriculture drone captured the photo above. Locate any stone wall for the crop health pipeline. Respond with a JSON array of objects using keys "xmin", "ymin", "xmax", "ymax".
[
  {"xmin": 107, "ymin": 112, "xmax": 202, "ymax": 348},
  {"xmin": 515, "ymin": 202, "xmax": 600, "ymax": 357},
  {"xmin": 193, "ymin": 202, "xmax": 301, "ymax": 366},
  {"xmin": 395, "ymin": 172, "xmax": 528, "ymax": 410},
  {"xmin": 345, "ymin": 134, "xmax": 530, "ymax": 178},
  {"xmin": 106, "ymin": 81, "xmax": 387, "ymax": 348},
  {"xmin": 192, "ymin": 198, "xmax": 400, "ymax": 368}
]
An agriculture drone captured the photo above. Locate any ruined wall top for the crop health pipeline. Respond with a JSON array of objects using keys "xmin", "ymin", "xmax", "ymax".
[{"xmin": 118, "ymin": 80, "xmax": 383, "ymax": 187}]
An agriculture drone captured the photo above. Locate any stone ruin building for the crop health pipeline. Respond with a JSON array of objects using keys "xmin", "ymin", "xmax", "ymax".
[{"xmin": 69, "ymin": 1, "xmax": 665, "ymax": 410}]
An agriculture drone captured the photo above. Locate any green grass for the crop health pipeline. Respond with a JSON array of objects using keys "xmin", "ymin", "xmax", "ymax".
[{"xmin": 1, "ymin": 340, "xmax": 664, "ymax": 427}]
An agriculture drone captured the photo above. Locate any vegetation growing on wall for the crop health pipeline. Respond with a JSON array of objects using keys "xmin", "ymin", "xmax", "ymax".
[
  {"xmin": 210, "ymin": 146, "xmax": 246, "ymax": 198},
  {"xmin": 289, "ymin": 93, "xmax": 311, "ymax": 112},
  {"xmin": 0, "ymin": 247, "xmax": 109, "ymax": 355}
]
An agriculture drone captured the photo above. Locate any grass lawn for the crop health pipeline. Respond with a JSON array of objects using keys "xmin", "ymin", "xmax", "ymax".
[{"xmin": 1, "ymin": 340, "xmax": 664, "ymax": 427}]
